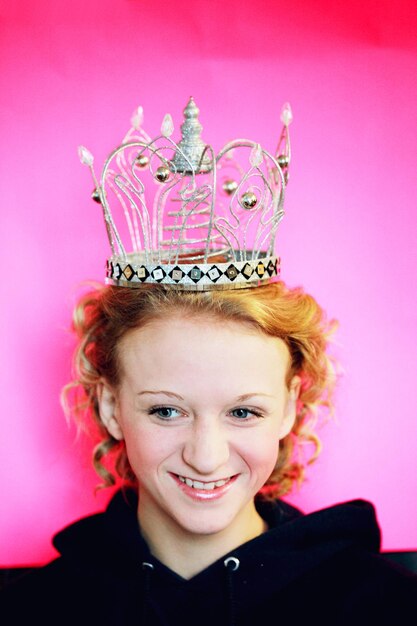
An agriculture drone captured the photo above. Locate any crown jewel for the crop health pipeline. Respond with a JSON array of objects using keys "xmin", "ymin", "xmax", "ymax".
[{"xmin": 79, "ymin": 97, "xmax": 292, "ymax": 290}]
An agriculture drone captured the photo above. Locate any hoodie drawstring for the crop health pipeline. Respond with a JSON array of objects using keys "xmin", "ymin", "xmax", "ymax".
[
  {"xmin": 141, "ymin": 561, "xmax": 155, "ymax": 625},
  {"xmin": 224, "ymin": 557, "xmax": 240, "ymax": 626}
]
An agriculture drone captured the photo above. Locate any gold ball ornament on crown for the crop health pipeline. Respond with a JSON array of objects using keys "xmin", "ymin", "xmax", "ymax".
[
  {"xmin": 240, "ymin": 191, "xmax": 258, "ymax": 209},
  {"xmin": 155, "ymin": 165, "xmax": 170, "ymax": 183}
]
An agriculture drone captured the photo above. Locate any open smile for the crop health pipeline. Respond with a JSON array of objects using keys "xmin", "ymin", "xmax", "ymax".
[
  {"xmin": 177, "ymin": 475, "xmax": 232, "ymax": 490},
  {"xmin": 170, "ymin": 473, "xmax": 238, "ymax": 499}
]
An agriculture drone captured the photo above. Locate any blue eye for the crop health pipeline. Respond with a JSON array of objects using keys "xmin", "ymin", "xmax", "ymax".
[
  {"xmin": 230, "ymin": 407, "xmax": 261, "ymax": 419},
  {"xmin": 148, "ymin": 406, "xmax": 181, "ymax": 420}
]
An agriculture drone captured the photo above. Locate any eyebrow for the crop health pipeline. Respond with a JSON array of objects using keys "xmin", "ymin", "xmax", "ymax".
[
  {"xmin": 136, "ymin": 391, "xmax": 274, "ymax": 402},
  {"xmin": 136, "ymin": 390, "xmax": 185, "ymax": 400}
]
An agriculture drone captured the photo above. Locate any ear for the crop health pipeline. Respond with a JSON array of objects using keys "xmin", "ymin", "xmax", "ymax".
[
  {"xmin": 278, "ymin": 375, "xmax": 301, "ymax": 439},
  {"xmin": 96, "ymin": 381, "xmax": 124, "ymax": 441}
]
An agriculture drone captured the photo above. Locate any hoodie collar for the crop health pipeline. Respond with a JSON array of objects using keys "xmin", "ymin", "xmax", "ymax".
[{"xmin": 53, "ymin": 487, "xmax": 380, "ymax": 582}]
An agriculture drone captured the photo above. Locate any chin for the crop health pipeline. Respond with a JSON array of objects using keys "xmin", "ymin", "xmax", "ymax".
[
  {"xmin": 174, "ymin": 510, "xmax": 240, "ymax": 537},
  {"xmin": 183, "ymin": 522, "xmax": 231, "ymax": 537}
]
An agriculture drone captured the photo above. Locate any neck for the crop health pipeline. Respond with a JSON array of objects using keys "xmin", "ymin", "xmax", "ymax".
[{"xmin": 137, "ymin": 497, "xmax": 267, "ymax": 579}]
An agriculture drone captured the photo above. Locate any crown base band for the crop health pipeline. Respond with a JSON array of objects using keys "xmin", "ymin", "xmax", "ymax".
[{"xmin": 105, "ymin": 253, "xmax": 280, "ymax": 291}]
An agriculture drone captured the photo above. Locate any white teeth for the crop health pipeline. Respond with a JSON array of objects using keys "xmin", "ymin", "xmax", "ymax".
[
  {"xmin": 177, "ymin": 475, "xmax": 231, "ymax": 490},
  {"xmin": 214, "ymin": 479, "xmax": 227, "ymax": 487}
]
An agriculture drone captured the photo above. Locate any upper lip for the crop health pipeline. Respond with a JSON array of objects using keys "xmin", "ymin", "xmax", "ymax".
[{"xmin": 173, "ymin": 472, "xmax": 236, "ymax": 483}]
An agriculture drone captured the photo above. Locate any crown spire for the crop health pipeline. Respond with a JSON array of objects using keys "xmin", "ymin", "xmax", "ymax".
[{"xmin": 172, "ymin": 97, "xmax": 212, "ymax": 174}]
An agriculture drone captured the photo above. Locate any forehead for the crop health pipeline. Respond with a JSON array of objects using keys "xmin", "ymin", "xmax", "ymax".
[{"xmin": 117, "ymin": 315, "xmax": 291, "ymax": 392}]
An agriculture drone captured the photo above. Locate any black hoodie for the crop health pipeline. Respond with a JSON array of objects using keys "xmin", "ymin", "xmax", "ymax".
[{"xmin": 2, "ymin": 489, "xmax": 416, "ymax": 625}]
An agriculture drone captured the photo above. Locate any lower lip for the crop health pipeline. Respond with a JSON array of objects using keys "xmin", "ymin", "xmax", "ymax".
[{"xmin": 171, "ymin": 474, "xmax": 238, "ymax": 501}]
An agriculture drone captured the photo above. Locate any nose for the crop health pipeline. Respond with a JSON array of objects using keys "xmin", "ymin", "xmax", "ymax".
[{"xmin": 182, "ymin": 417, "xmax": 230, "ymax": 475}]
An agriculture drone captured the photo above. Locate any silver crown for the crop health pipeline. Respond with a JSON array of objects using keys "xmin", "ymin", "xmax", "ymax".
[{"xmin": 78, "ymin": 97, "xmax": 292, "ymax": 291}]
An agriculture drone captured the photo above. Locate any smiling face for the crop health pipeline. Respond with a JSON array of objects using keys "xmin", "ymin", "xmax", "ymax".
[{"xmin": 98, "ymin": 314, "xmax": 300, "ymax": 549}]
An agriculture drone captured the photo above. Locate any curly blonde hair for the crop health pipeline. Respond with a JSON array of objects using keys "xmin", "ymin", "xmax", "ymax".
[{"xmin": 62, "ymin": 281, "xmax": 337, "ymax": 498}]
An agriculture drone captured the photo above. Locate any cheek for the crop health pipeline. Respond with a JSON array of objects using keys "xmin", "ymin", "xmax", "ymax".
[
  {"xmin": 238, "ymin": 430, "xmax": 281, "ymax": 476},
  {"xmin": 123, "ymin": 425, "xmax": 177, "ymax": 475}
]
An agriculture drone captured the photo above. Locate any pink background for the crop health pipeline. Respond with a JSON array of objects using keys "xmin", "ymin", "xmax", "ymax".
[{"xmin": 1, "ymin": 0, "xmax": 416, "ymax": 566}]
